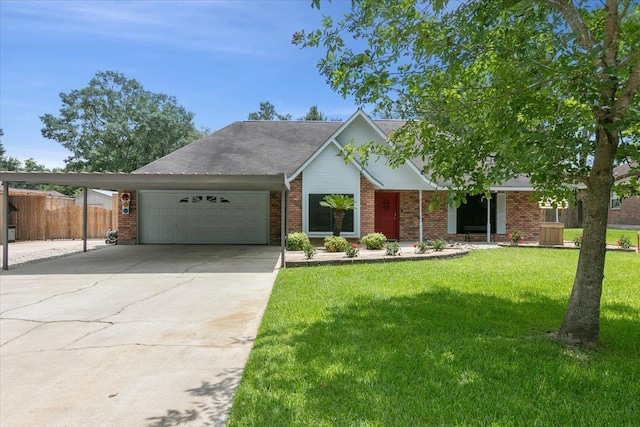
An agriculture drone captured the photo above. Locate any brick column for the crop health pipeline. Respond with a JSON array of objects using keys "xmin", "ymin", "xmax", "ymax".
[
  {"xmin": 116, "ymin": 190, "xmax": 137, "ymax": 245},
  {"xmin": 360, "ymin": 175, "xmax": 375, "ymax": 237}
]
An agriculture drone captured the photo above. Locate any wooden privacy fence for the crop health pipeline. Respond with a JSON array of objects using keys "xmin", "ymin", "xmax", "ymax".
[{"xmin": 46, "ymin": 206, "xmax": 115, "ymax": 240}]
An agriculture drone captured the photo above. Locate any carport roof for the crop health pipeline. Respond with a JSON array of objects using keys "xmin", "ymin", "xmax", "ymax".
[{"xmin": 0, "ymin": 171, "xmax": 290, "ymax": 191}]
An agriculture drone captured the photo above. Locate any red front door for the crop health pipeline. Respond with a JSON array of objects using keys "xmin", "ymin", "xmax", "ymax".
[{"xmin": 375, "ymin": 192, "xmax": 399, "ymax": 240}]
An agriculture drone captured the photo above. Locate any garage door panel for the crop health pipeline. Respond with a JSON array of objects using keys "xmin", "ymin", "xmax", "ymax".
[{"xmin": 140, "ymin": 191, "xmax": 269, "ymax": 244}]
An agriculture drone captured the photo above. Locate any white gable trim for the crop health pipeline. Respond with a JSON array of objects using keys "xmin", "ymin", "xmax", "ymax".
[
  {"xmin": 288, "ymin": 138, "xmax": 383, "ymax": 188},
  {"xmin": 289, "ymin": 109, "xmax": 437, "ymax": 190}
]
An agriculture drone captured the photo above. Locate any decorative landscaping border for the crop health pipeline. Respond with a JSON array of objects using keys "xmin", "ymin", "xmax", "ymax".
[
  {"xmin": 497, "ymin": 242, "xmax": 637, "ymax": 252},
  {"xmin": 286, "ymin": 248, "xmax": 469, "ymax": 268}
]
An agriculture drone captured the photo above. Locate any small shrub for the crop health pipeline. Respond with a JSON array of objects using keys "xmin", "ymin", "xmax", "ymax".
[
  {"xmin": 361, "ymin": 232, "xmax": 387, "ymax": 250},
  {"xmin": 508, "ymin": 230, "xmax": 524, "ymax": 245},
  {"xmin": 413, "ymin": 241, "xmax": 429, "ymax": 254},
  {"xmin": 572, "ymin": 234, "xmax": 583, "ymax": 247},
  {"xmin": 324, "ymin": 236, "xmax": 349, "ymax": 252},
  {"xmin": 432, "ymin": 239, "xmax": 446, "ymax": 252},
  {"xmin": 302, "ymin": 243, "xmax": 316, "ymax": 259},
  {"xmin": 617, "ymin": 236, "xmax": 632, "ymax": 249},
  {"xmin": 287, "ymin": 232, "xmax": 310, "ymax": 251},
  {"xmin": 345, "ymin": 243, "xmax": 359, "ymax": 258},
  {"xmin": 385, "ymin": 242, "xmax": 401, "ymax": 256}
]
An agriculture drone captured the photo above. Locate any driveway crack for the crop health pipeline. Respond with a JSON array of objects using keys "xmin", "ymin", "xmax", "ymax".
[
  {"xmin": 99, "ymin": 277, "xmax": 196, "ymax": 321},
  {"xmin": 0, "ymin": 275, "xmax": 117, "ymax": 316}
]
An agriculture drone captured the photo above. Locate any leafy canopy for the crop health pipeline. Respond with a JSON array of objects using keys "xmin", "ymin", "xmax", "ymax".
[
  {"xmin": 296, "ymin": 0, "xmax": 640, "ymax": 203},
  {"xmin": 41, "ymin": 70, "xmax": 204, "ymax": 173}
]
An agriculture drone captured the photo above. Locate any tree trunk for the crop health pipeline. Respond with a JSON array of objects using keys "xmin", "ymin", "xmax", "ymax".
[
  {"xmin": 333, "ymin": 210, "xmax": 345, "ymax": 236},
  {"xmin": 558, "ymin": 126, "xmax": 617, "ymax": 345}
]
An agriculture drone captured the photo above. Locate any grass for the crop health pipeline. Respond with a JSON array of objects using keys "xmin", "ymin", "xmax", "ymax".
[
  {"xmin": 228, "ymin": 249, "xmax": 640, "ymax": 426},
  {"xmin": 564, "ymin": 227, "xmax": 639, "ymax": 246}
]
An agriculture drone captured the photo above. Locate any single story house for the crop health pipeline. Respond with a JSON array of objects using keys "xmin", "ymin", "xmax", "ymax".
[
  {"xmin": 115, "ymin": 110, "xmax": 541, "ymax": 245},
  {"xmin": 74, "ymin": 189, "xmax": 117, "ymax": 210}
]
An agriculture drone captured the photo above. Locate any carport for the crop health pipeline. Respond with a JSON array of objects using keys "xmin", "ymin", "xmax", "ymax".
[{"xmin": 0, "ymin": 171, "xmax": 290, "ymax": 270}]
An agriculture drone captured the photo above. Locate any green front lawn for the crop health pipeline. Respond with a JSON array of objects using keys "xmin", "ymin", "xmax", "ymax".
[
  {"xmin": 564, "ymin": 227, "xmax": 639, "ymax": 246},
  {"xmin": 228, "ymin": 249, "xmax": 640, "ymax": 426}
]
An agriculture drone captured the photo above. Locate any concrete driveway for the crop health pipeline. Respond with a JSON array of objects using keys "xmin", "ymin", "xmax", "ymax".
[{"xmin": 0, "ymin": 245, "xmax": 281, "ymax": 427}]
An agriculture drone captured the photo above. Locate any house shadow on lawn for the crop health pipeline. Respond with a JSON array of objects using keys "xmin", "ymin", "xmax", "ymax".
[{"xmin": 234, "ymin": 288, "xmax": 640, "ymax": 426}]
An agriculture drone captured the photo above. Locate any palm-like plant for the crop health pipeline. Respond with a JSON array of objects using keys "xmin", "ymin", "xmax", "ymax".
[{"xmin": 320, "ymin": 194, "xmax": 356, "ymax": 236}]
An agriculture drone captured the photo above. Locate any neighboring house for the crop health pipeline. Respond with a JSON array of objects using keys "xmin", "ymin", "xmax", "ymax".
[
  {"xmin": 609, "ymin": 162, "xmax": 640, "ymax": 226},
  {"xmin": 74, "ymin": 189, "xmax": 117, "ymax": 210},
  {"xmin": 553, "ymin": 162, "xmax": 639, "ymax": 228},
  {"xmin": 116, "ymin": 110, "xmax": 541, "ymax": 245}
]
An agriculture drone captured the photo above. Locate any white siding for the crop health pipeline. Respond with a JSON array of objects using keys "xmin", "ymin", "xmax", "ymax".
[
  {"xmin": 496, "ymin": 193, "xmax": 507, "ymax": 234},
  {"xmin": 447, "ymin": 202, "xmax": 457, "ymax": 234},
  {"xmin": 303, "ymin": 143, "xmax": 360, "ymax": 237},
  {"xmin": 335, "ymin": 115, "xmax": 433, "ymax": 190}
]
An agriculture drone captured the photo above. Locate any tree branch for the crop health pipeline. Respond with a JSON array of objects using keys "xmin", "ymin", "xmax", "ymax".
[
  {"xmin": 541, "ymin": 0, "xmax": 598, "ymax": 50},
  {"xmin": 613, "ymin": 54, "xmax": 640, "ymax": 118}
]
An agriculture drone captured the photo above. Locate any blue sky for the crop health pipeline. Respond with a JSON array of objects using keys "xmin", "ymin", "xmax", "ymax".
[{"xmin": 0, "ymin": 0, "xmax": 356, "ymax": 169}]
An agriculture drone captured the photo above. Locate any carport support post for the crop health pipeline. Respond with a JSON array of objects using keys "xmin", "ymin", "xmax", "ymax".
[
  {"xmin": 83, "ymin": 187, "xmax": 88, "ymax": 252},
  {"xmin": 280, "ymin": 188, "xmax": 287, "ymax": 268},
  {"xmin": 3, "ymin": 181, "xmax": 9, "ymax": 270}
]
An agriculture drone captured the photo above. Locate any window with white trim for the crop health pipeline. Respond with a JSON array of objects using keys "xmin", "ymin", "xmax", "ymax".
[
  {"xmin": 610, "ymin": 192, "xmax": 621, "ymax": 210},
  {"xmin": 308, "ymin": 194, "xmax": 355, "ymax": 233}
]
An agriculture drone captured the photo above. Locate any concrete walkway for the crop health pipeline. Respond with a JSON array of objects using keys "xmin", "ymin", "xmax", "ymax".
[{"xmin": 0, "ymin": 245, "xmax": 280, "ymax": 427}]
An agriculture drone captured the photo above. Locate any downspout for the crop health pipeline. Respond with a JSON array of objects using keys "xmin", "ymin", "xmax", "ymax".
[
  {"xmin": 419, "ymin": 190, "xmax": 423, "ymax": 243},
  {"xmin": 2, "ymin": 181, "xmax": 9, "ymax": 270},
  {"xmin": 486, "ymin": 195, "xmax": 491, "ymax": 243},
  {"xmin": 83, "ymin": 187, "xmax": 88, "ymax": 252}
]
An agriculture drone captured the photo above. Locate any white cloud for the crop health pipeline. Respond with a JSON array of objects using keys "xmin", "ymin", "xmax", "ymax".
[{"xmin": 1, "ymin": 0, "xmax": 299, "ymax": 56}]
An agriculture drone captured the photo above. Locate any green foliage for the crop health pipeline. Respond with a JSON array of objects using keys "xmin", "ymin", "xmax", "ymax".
[
  {"xmin": 385, "ymin": 241, "xmax": 400, "ymax": 256},
  {"xmin": 298, "ymin": 2, "xmax": 639, "ymax": 342},
  {"xmin": 345, "ymin": 243, "xmax": 359, "ymax": 258},
  {"xmin": 229, "ymin": 250, "xmax": 640, "ymax": 426},
  {"xmin": 303, "ymin": 243, "xmax": 317, "ymax": 260},
  {"xmin": 431, "ymin": 238, "xmax": 446, "ymax": 252},
  {"xmin": 617, "ymin": 235, "xmax": 632, "ymax": 249},
  {"xmin": 300, "ymin": 105, "xmax": 327, "ymax": 121},
  {"xmin": 572, "ymin": 234, "xmax": 584, "ymax": 247},
  {"xmin": 287, "ymin": 232, "xmax": 311, "ymax": 251},
  {"xmin": 324, "ymin": 235, "xmax": 349, "ymax": 252},
  {"xmin": 319, "ymin": 194, "xmax": 356, "ymax": 236},
  {"xmin": 509, "ymin": 230, "xmax": 524, "ymax": 244},
  {"xmin": 297, "ymin": 1, "xmax": 639, "ymax": 202},
  {"xmin": 248, "ymin": 101, "xmax": 292, "ymax": 121},
  {"xmin": 40, "ymin": 70, "xmax": 204, "ymax": 172},
  {"xmin": 361, "ymin": 232, "xmax": 387, "ymax": 249},
  {"xmin": 414, "ymin": 241, "xmax": 429, "ymax": 254}
]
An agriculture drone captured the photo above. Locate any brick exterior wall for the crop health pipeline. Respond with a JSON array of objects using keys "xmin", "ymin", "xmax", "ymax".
[
  {"xmin": 360, "ymin": 176, "xmax": 376, "ymax": 236},
  {"xmin": 287, "ymin": 175, "xmax": 303, "ymax": 233},
  {"xmin": 608, "ymin": 196, "xmax": 640, "ymax": 226},
  {"xmin": 421, "ymin": 192, "xmax": 449, "ymax": 241},
  {"xmin": 399, "ymin": 191, "xmax": 420, "ymax": 241},
  {"xmin": 503, "ymin": 192, "xmax": 541, "ymax": 242},
  {"xmin": 269, "ymin": 191, "xmax": 282, "ymax": 245},
  {"xmin": 116, "ymin": 190, "xmax": 137, "ymax": 245},
  {"xmin": 419, "ymin": 191, "xmax": 541, "ymax": 243}
]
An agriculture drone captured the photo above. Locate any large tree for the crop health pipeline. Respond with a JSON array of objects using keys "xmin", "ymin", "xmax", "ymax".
[
  {"xmin": 41, "ymin": 71, "xmax": 204, "ymax": 172},
  {"xmin": 296, "ymin": 0, "xmax": 640, "ymax": 345}
]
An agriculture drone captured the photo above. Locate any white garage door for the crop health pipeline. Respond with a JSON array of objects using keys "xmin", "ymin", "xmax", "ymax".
[{"xmin": 139, "ymin": 191, "xmax": 269, "ymax": 244}]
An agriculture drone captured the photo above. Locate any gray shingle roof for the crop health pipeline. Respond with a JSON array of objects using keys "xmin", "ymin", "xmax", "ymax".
[
  {"xmin": 135, "ymin": 121, "xmax": 344, "ymax": 176},
  {"xmin": 134, "ymin": 118, "xmax": 533, "ymax": 189}
]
